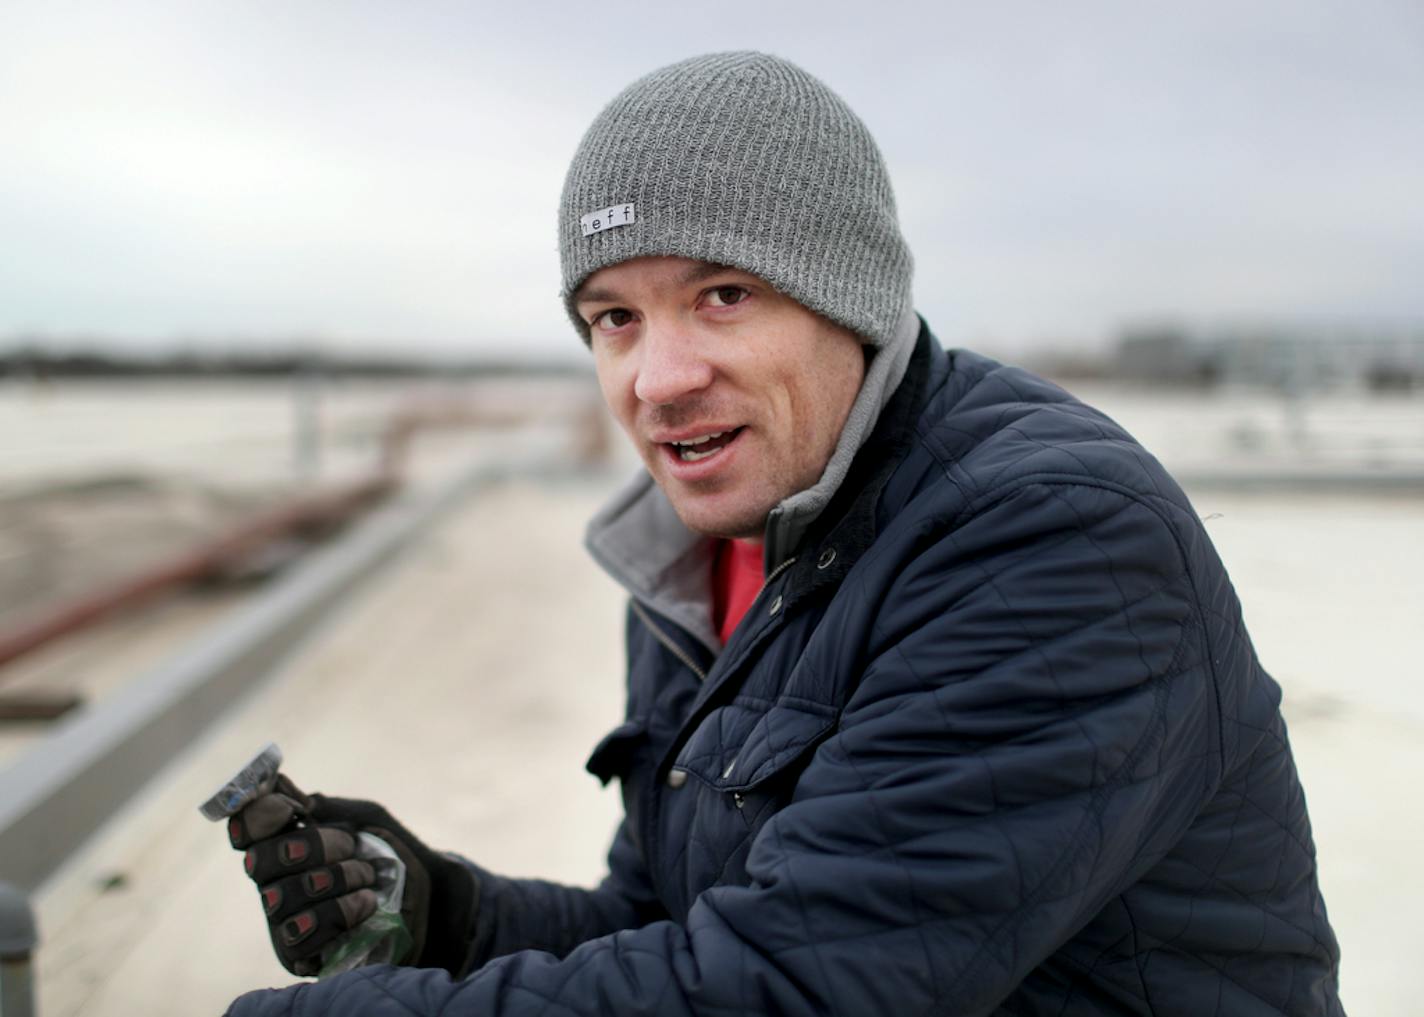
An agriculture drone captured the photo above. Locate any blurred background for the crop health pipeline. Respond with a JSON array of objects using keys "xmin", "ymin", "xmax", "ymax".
[{"xmin": 1, "ymin": 1, "xmax": 1420, "ymax": 1014}]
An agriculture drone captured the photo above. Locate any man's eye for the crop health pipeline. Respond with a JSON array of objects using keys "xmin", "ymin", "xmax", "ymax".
[
  {"xmin": 706, "ymin": 286, "xmax": 748, "ymax": 307},
  {"xmin": 592, "ymin": 308, "xmax": 634, "ymax": 330}
]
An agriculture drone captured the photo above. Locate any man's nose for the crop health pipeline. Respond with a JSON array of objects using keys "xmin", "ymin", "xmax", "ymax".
[{"xmin": 632, "ymin": 321, "xmax": 714, "ymax": 405}]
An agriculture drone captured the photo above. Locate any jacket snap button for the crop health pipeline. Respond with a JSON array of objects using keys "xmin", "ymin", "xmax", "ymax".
[
  {"xmin": 733, "ymin": 792, "xmax": 746, "ymax": 809},
  {"xmin": 666, "ymin": 768, "xmax": 688, "ymax": 790},
  {"xmin": 816, "ymin": 548, "xmax": 837, "ymax": 569},
  {"xmin": 768, "ymin": 594, "xmax": 783, "ymax": 617}
]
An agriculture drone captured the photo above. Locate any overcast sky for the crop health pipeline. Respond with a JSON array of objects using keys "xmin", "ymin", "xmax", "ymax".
[{"xmin": 2, "ymin": 0, "xmax": 1421, "ymax": 360}]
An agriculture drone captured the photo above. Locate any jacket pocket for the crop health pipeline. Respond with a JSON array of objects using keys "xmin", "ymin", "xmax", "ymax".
[
  {"xmin": 585, "ymin": 718, "xmax": 649, "ymax": 786},
  {"xmin": 674, "ymin": 698, "xmax": 838, "ymax": 795}
]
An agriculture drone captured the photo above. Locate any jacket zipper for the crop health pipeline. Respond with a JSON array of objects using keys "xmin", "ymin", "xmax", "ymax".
[
  {"xmin": 762, "ymin": 554, "xmax": 798, "ymax": 590},
  {"xmin": 630, "ymin": 599, "xmax": 708, "ymax": 682}
]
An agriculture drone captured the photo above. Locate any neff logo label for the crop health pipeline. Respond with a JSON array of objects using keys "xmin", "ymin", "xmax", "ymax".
[{"xmin": 580, "ymin": 203, "xmax": 636, "ymax": 237}]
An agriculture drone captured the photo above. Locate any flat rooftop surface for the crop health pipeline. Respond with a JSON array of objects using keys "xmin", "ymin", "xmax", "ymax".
[
  {"xmin": 23, "ymin": 473, "xmax": 1423, "ymax": 1017},
  {"xmin": 30, "ymin": 474, "xmax": 628, "ymax": 1016}
]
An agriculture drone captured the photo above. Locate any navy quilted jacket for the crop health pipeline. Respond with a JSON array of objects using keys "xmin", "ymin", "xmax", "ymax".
[{"xmin": 228, "ymin": 331, "xmax": 1343, "ymax": 1016}]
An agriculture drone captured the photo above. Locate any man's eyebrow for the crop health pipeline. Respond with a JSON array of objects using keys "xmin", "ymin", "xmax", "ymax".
[
  {"xmin": 677, "ymin": 261, "xmax": 740, "ymax": 287},
  {"xmin": 573, "ymin": 262, "xmax": 744, "ymax": 307},
  {"xmin": 573, "ymin": 283, "xmax": 619, "ymax": 307}
]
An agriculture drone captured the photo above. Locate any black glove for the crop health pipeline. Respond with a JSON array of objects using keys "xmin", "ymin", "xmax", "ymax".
[{"xmin": 228, "ymin": 774, "xmax": 477, "ymax": 977}]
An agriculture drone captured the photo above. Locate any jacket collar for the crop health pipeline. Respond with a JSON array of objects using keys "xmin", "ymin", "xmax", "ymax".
[
  {"xmin": 761, "ymin": 304, "xmax": 921, "ymax": 569},
  {"xmin": 776, "ymin": 320, "xmax": 934, "ymax": 602}
]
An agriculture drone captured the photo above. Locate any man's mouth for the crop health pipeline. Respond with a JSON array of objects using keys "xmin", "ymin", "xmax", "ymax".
[{"xmin": 665, "ymin": 427, "xmax": 744, "ymax": 463}]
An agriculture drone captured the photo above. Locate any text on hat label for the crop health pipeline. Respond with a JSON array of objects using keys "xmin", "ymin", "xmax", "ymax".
[{"xmin": 581, "ymin": 204, "xmax": 636, "ymax": 237}]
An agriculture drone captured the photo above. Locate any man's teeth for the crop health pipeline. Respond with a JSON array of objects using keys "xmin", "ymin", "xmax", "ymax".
[
  {"xmin": 672, "ymin": 431, "xmax": 726, "ymax": 447},
  {"xmin": 671, "ymin": 430, "xmax": 732, "ymax": 462}
]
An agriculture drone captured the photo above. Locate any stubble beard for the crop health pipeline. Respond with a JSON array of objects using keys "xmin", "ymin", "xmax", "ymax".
[{"xmin": 656, "ymin": 466, "xmax": 777, "ymax": 542}]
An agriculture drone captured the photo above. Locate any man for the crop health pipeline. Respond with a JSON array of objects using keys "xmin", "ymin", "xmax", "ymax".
[{"xmin": 226, "ymin": 52, "xmax": 1343, "ymax": 1015}]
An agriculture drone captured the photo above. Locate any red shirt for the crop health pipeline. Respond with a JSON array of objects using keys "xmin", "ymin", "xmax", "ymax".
[{"xmin": 712, "ymin": 539, "xmax": 764, "ymax": 645}]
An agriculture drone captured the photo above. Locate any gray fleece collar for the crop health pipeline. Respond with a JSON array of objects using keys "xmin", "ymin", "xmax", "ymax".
[
  {"xmin": 761, "ymin": 305, "xmax": 918, "ymax": 570},
  {"xmin": 584, "ymin": 304, "xmax": 921, "ymax": 653}
]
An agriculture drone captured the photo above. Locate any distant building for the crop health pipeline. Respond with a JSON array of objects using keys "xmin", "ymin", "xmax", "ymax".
[
  {"xmin": 1117, "ymin": 328, "xmax": 1216, "ymax": 386},
  {"xmin": 1115, "ymin": 322, "xmax": 1424, "ymax": 391}
]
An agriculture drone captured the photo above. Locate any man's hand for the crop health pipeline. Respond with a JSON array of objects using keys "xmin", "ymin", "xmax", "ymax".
[{"xmin": 229, "ymin": 775, "xmax": 474, "ymax": 977}]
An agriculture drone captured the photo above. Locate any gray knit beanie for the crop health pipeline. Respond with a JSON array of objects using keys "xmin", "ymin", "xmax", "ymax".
[{"xmin": 558, "ymin": 51, "xmax": 913, "ymax": 348}]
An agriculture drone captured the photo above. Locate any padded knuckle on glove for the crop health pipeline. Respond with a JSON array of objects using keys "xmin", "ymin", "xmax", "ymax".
[
  {"xmin": 258, "ymin": 860, "xmax": 375, "ymax": 923},
  {"xmin": 271, "ymin": 891, "xmax": 379, "ymax": 965},
  {"xmin": 279, "ymin": 909, "xmax": 319, "ymax": 947},
  {"xmin": 244, "ymin": 827, "xmax": 356, "ymax": 885}
]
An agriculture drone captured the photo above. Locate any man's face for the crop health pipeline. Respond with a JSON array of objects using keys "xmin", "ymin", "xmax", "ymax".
[{"xmin": 577, "ymin": 256, "xmax": 866, "ymax": 541}]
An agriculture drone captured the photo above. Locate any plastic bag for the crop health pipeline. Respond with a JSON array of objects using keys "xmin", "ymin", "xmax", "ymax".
[{"xmin": 317, "ymin": 831, "xmax": 415, "ymax": 976}]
